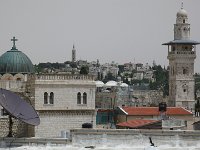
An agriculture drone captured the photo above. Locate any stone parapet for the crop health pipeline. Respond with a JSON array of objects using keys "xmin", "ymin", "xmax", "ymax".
[
  {"xmin": 70, "ymin": 129, "xmax": 200, "ymax": 147},
  {"xmin": 0, "ymin": 137, "xmax": 70, "ymax": 147},
  {"xmin": 35, "ymin": 74, "xmax": 95, "ymax": 81},
  {"xmin": 70, "ymin": 128, "xmax": 200, "ymax": 136}
]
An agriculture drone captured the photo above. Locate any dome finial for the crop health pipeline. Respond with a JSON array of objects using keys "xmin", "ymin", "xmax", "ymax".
[
  {"xmin": 181, "ymin": 2, "xmax": 184, "ymax": 9},
  {"xmin": 11, "ymin": 36, "xmax": 18, "ymax": 50}
]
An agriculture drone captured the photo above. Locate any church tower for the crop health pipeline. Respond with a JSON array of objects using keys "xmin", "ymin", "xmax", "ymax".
[
  {"xmin": 163, "ymin": 4, "xmax": 199, "ymax": 110},
  {"xmin": 72, "ymin": 44, "xmax": 76, "ymax": 62}
]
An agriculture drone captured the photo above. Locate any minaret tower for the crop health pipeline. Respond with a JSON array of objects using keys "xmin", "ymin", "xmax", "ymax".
[
  {"xmin": 72, "ymin": 44, "xmax": 76, "ymax": 62},
  {"xmin": 163, "ymin": 3, "xmax": 199, "ymax": 110}
]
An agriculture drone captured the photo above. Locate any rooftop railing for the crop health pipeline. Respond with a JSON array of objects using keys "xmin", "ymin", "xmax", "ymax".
[
  {"xmin": 168, "ymin": 51, "xmax": 195, "ymax": 55},
  {"xmin": 35, "ymin": 74, "xmax": 95, "ymax": 81}
]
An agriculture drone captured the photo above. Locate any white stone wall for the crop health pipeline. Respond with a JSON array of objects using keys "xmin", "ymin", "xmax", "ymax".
[
  {"xmin": 35, "ymin": 83, "xmax": 95, "ymax": 110},
  {"xmin": 35, "ymin": 111, "xmax": 96, "ymax": 138}
]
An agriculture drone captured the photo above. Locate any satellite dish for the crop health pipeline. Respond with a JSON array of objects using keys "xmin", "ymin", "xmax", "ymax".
[{"xmin": 0, "ymin": 88, "xmax": 40, "ymax": 126}]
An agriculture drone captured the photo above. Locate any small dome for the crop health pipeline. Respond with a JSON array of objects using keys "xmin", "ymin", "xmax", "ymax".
[
  {"xmin": 177, "ymin": 8, "xmax": 188, "ymax": 17},
  {"xmin": 95, "ymin": 80, "xmax": 104, "ymax": 87},
  {"xmin": 0, "ymin": 37, "xmax": 34, "ymax": 74},
  {"xmin": 120, "ymin": 83, "xmax": 128, "ymax": 87},
  {"xmin": 105, "ymin": 80, "xmax": 117, "ymax": 87}
]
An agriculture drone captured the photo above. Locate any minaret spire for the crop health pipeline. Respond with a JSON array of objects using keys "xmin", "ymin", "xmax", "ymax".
[{"xmin": 72, "ymin": 44, "xmax": 76, "ymax": 62}]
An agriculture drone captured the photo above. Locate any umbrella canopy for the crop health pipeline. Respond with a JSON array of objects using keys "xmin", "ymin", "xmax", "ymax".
[{"xmin": 0, "ymin": 88, "xmax": 40, "ymax": 126}]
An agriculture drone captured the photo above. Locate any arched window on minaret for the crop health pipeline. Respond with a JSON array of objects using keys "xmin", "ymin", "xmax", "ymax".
[
  {"xmin": 44, "ymin": 92, "xmax": 48, "ymax": 104},
  {"xmin": 182, "ymin": 84, "xmax": 188, "ymax": 93},
  {"xmin": 183, "ymin": 19, "xmax": 185, "ymax": 23}
]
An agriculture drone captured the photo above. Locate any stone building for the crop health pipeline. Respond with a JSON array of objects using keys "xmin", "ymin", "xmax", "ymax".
[
  {"xmin": 163, "ymin": 4, "xmax": 200, "ymax": 110},
  {"xmin": 34, "ymin": 74, "xmax": 96, "ymax": 137}
]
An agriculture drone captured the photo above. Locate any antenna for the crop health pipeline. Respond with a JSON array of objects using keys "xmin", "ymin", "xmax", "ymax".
[{"xmin": 0, "ymin": 88, "xmax": 40, "ymax": 137}]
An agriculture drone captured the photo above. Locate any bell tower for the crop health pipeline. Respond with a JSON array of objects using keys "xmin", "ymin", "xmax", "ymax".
[{"xmin": 163, "ymin": 4, "xmax": 200, "ymax": 110}]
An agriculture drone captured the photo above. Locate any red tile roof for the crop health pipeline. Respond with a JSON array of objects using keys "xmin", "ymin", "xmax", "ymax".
[
  {"xmin": 121, "ymin": 107, "xmax": 192, "ymax": 116},
  {"xmin": 117, "ymin": 119, "xmax": 161, "ymax": 128}
]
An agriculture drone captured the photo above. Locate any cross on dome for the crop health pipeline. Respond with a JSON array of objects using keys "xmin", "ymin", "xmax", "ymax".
[{"xmin": 11, "ymin": 36, "xmax": 18, "ymax": 50}]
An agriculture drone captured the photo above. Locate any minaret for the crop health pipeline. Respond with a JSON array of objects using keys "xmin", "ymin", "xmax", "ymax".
[
  {"xmin": 163, "ymin": 4, "xmax": 200, "ymax": 110},
  {"xmin": 72, "ymin": 44, "xmax": 76, "ymax": 62}
]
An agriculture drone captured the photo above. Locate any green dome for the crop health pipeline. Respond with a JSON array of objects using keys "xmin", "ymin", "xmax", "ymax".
[{"xmin": 0, "ymin": 37, "xmax": 34, "ymax": 74}]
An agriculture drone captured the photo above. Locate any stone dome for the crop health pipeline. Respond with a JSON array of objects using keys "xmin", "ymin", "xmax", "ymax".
[
  {"xmin": 177, "ymin": 8, "xmax": 188, "ymax": 17},
  {"xmin": 0, "ymin": 37, "xmax": 34, "ymax": 74}
]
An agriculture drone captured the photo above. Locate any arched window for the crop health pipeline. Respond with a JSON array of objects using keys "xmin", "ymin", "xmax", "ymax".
[
  {"xmin": 77, "ymin": 92, "xmax": 81, "ymax": 104},
  {"xmin": 44, "ymin": 92, "xmax": 48, "ymax": 104},
  {"xmin": 183, "ymin": 19, "xmax": 185, "ymax": 23},
  {"xmin": 83, "ymin": 92, "xmax": 87, "ymax": 104},
  {"xmin": 50, "ymin": 92, "xmax": 54, "ymax": 104},
  {"xmin": 182, "ymin": 84, "xmax": 188, "ymax": 93}
]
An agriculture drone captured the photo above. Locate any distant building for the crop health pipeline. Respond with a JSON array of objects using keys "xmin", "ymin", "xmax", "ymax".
[{"xmin": 131, "ymin": 84, "xmax": 163, "ymax": 106}]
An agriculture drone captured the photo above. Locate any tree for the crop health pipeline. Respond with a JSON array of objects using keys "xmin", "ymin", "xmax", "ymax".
[
  {"xmin": 103, "ymin": 72, "xmax": 116, "ymax": 83},
  {"xmin": 80, "ymin": 66, "xmax": 89, "ymax": 75},
  {"xmin": 150, "ymin": 65, "xmax": 169, "ymax": 97}
]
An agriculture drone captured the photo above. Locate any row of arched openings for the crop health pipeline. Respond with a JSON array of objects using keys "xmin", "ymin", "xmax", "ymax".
[
  {"xmin": 77, "ymin": 92, "xmax": 87, "ymax": 104},
  {"xmin": 44, "ymin": 92, "xmax": 54, "ymax": 104},
  {"xmin": 44, "ymin": 92, "xmax": 87, "ymax": 105}
]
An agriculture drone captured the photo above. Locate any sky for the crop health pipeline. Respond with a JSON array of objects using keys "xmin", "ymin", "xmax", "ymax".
[{"xmin": 0, "ymin": 0, "xmax": 200, "ymax": 72}]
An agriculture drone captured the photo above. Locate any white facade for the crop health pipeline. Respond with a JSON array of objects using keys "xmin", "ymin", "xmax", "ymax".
[{"xmin": 34, "ymin": 74, "xmax": 96, "ymax": 137}]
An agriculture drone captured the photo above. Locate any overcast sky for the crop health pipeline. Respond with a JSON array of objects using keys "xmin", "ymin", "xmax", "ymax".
[{"xmin": 0, "ymin": 0, "xmax": 200, "ymax": 72}]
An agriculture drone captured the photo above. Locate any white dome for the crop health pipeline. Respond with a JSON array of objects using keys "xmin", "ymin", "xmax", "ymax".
[
  {"xmin": 120, "ymin": 83, "xmax": 128, "ymax": 87},
  {"xmin": 105, "ymin": 80, "xmax": 117, "ymax": 87},
  {"xmin": 95, "ymin": 80, "xmax": 104, "ymax": 87},
  {"xmin": 177, "ymin": 8, "xmax": 188, "ymax": 17}
]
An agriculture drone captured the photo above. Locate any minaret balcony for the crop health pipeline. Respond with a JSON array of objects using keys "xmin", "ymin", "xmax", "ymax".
[{"xmin": 168, "ymin": 51, "xmax": 196, "ymax": 59}]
